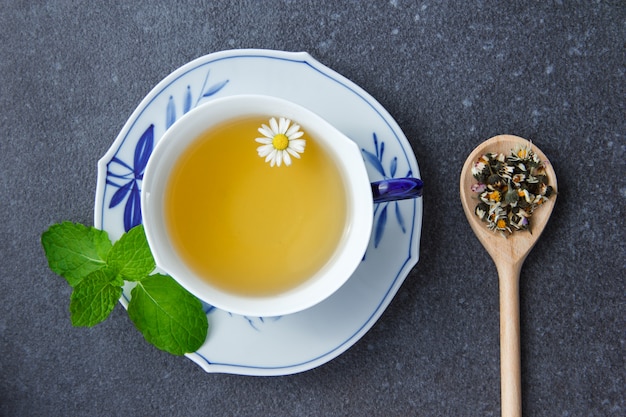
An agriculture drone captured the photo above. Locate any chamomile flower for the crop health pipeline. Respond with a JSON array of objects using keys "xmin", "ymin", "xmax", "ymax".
[
  {"xmin": 471, "ymin": 159, "xmax": 488, "ymax": 178},
  {"xmin": 255, "ymin": 117, "xmax": 306, "ymax": 167}
]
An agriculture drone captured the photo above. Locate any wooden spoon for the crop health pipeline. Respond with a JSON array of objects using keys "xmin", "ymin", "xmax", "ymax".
[{"xmin": 459, "ymin": 134, "xmax": 558, "ymax": 417}]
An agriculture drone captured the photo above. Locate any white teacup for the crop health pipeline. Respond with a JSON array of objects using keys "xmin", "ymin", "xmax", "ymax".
[{"xmin": 142, "ymin": 95, "xmax": 421, "ymax": 317}]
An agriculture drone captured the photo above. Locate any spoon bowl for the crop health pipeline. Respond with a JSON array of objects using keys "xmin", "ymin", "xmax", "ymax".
[{"xmin": 460, "ymin": 134, "xmax": 557, "ymax": 417}]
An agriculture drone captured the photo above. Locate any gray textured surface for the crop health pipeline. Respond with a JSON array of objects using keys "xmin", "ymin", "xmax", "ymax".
[{"xmin": 1, "ymin": 1, "xmax": 624, "ymax": 416}]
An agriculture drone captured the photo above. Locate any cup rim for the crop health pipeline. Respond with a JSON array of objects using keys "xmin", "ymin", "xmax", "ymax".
[{"xmin": 141, "ymin": 94, "xmax": 373, "ymax": 317}]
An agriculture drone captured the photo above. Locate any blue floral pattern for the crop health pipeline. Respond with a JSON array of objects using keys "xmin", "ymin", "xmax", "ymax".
[
  {"xmin": 236, "ymin": 315, "xmax": 282, "ymax": 331},
  {"xmin": 106, "ymin": 125, "xmax": 153, "ymax": 232},
  {"xmin": 105, "ymin": 70, "xmax": 229, "ymax": 232},
  {"xmin": 166, "ymin": 70, "xmax": 229, "ymax": 129},
  {"xmin": 362, "ymin": 133, "xmax": 412, "ymax": 248}
]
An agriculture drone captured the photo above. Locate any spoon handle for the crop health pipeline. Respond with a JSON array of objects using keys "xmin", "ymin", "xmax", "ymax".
[{"xmin": 496, "ymin": 261, "xmax": 523, "ymax": 417}]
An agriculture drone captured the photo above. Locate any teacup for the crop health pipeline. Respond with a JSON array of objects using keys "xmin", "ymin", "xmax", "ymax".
[{"xmin": 141, "ymin": 94, "xmax": 422, "ymax": 317}]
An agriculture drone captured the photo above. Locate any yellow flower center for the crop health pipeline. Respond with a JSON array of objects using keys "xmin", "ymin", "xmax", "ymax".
[
  {"xmin": 272, "ymin": 134, "xmax": 289, "ymax": 151},
  {"xmin": 497, "ymin": 219, "xmax": 507, "ymax": 229},
  {"xmin": 488, "ymin": 191, "xmax": 501, "ymax": 202}
]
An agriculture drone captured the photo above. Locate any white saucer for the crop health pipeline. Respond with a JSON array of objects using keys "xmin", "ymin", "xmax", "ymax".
[{"xmin": 95, "ymin": 49, "xmax": 423, "ymax": 375}]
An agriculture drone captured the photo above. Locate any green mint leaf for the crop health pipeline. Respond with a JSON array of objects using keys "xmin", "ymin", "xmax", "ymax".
[
  {"xmin": 128, "ymin": 274, "xmax": 208, "ymax": 356},
  {"xmin": 107, "ymin": 224, "xmax": 155, "ymax": 281},
  {"xmin": 41, "ymin": 222, "xmax": 112, "ymax": 287},
  {"xmin": 69, "ymin": 268, "xmax": 124, "ymax": 327}
]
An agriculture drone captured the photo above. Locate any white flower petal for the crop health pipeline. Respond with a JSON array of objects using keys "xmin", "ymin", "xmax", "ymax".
[
  {"xmin": 289, "ymin": 139, "xmax": 306, "ymax": 152},
  {"xmin": 287, "ymin": 130, "xmax": 304, "ymax": 140},
  {"xmin": 282, "ymin": 150, "xmax": 292, "ymax": 166},
  {"xmin": 278, "ymin": 117, "xmax": 289, "ymax": 134},
  {"xmin": 255, "ymin": 137, "xmax": 272, "ymax": 144},
  {"xmin": 286, "ymin": 148, "xmax": 301, "ymax": 159},
  {"xmin": 265, "ymin": 148, "xmax": 277, "ymax": 163},
  {"xmin": 258, "ymin": 125, "xmax": 274, "ymax": 138},
  {"xmin": 257, "ymin": 144, "xmax": 274, "ymax": 157},
  {"xmin": 269, "ymin": 117, "xmax": 279, "ymax": 133},
  {"xmin": 285, "ymin": 123, "xmax": 301, "ymax": 137},
  {"xmin": 275, "ymin": 150, "xmax": 284, "ymax": 167}
]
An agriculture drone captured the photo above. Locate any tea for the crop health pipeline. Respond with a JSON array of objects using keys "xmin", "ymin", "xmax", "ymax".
[{"xmin": 164, "ymin": 116, "xmax": 348, "ymax": 296}]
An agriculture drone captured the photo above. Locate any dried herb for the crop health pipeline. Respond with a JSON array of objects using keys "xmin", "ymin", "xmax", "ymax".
[{"xmin": 470, "ymin": 143, "xmax": 554, "ymax": 236}]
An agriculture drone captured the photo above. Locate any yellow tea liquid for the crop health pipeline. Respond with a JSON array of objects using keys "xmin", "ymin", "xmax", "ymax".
[{"xmin": 165, "ymin": 116, "xmax": 348, "ymax": 296}]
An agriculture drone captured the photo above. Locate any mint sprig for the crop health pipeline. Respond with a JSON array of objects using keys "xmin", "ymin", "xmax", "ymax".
[
  {"xmin": 129, "ymin": 274, "xmax": 209, "ymax": 356},
  {"xmin": 41, "ymin": 222, "xmax": 112, "ymax": 287},
  {"xmin": 41, "ymin": 222, "xmax": 208, "ymax": 355},
  {"xmin": 107, "ymin": 224, "xmax": 156, "ymax": 281},
  {"xmin": 70, "ymin": 269, "xmax": 123, "ymax": 327}
]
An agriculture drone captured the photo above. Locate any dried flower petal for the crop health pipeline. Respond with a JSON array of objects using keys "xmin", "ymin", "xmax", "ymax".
[{"xmin": 471, "ymin": 182, "xmax": 487, "ymax": 193}]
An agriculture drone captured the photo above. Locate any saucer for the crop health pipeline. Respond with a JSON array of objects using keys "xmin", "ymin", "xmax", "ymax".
[{"xmin": 95, "ymin": 49, "xmax": 423, "ymax": 375}]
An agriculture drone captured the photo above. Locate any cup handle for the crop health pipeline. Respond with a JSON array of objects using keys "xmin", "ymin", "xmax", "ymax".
[{"xmin": 371, "ymin": 178, "xmax": 423, "ymax": 203}]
